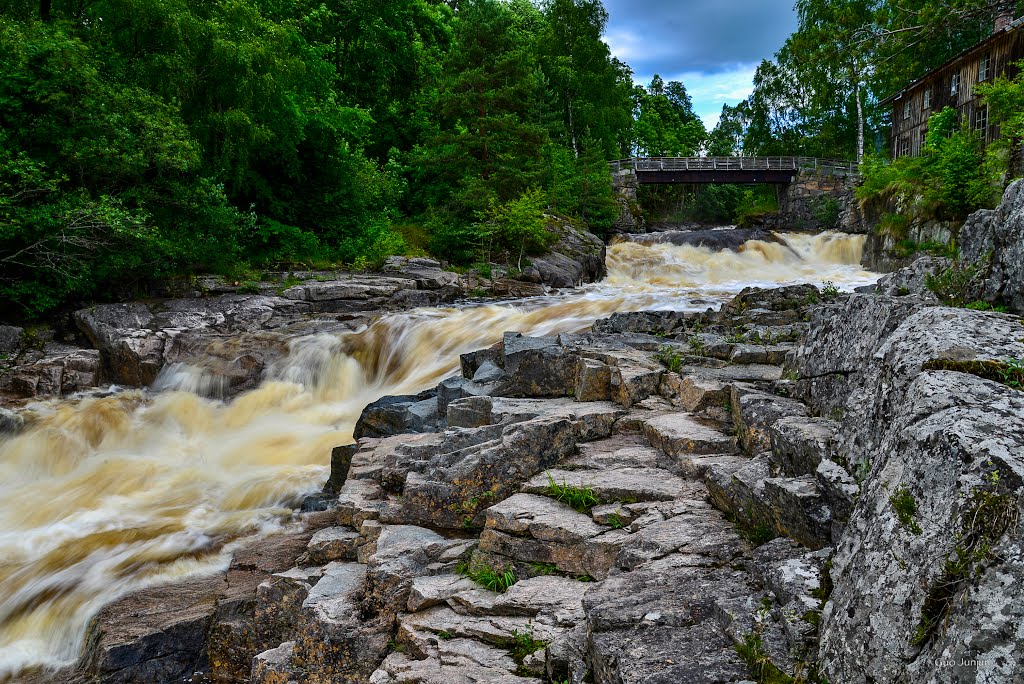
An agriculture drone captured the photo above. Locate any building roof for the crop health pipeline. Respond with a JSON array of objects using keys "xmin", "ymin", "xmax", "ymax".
[{"xmin": 879, "ymin": 16, "xmax": 1024, "ymax": 106}]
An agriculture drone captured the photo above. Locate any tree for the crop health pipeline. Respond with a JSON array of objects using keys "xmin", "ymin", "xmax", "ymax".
[{"xmin": 632, "ymin": 76, "xmax": 706, "ymax": 157}]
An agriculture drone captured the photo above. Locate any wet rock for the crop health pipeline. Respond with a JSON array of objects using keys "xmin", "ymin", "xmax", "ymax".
[
  {"xmin": 480, "ymin": 494, "xmax": 623, "ymax": 578},
  {"xmin": 399, "ymin": 417, "xmax": 577, "ymax": 529},
  {"xmin": 872, "ymin": 256, "xmax": 951, "ymax": 300},
  {"xmin": 407, "ymin": 574, "xmax": 478, "ymax": 612},
  {"xmin": 787, "ymin": 294, "xmax": 934, "ymax": 417},
  {"xmin": 0, "ymin": 325, "xmax": 22, "ymax": 354},
  {"xmin": 472, "ymin": 360, "xmax": 506, "ymax": 384},
  {"xmin": 762, "ymin": 476, "xmax": 832, "ymax": 550},
  {"xmin": 354, "ymin": 390, "xmax": 440, "ymax": 439},
  {"xmin": 787, "ymin": 295, "xmax": 1024, "ymax": 683},
  {"xmin": 251, "ymin": 641, "xmax": 299, "ymax": 684},
  {"xmin": 497, "ymin": 333, "xmax": 578, "ymax": 398},
  {"xmin": 362, "ymin": 525, "xmax": 473, "ymax": 615},
  {"xmin": 460, "ymin": 344, "xmax": 504, "ymax": 379},
  {"xmin": 583, "ymin": 564, "xmax": 755, "ymax": 684},
  {"xmin": 325, "ymin": 444, "xmax": 356, "ymax": 495},
  {"xmin": 521, "ymin": 219, "xmax": 606, "ymax": 288},
  {"xmin": 575, "ymin": 357, "xmax": 612, "ymax": 402},
  {"xmin": 446, "ymin": 396, "xmax": 494, "ymax": 429}
]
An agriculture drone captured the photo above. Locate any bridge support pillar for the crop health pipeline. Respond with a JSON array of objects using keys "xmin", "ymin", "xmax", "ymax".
[
  {"xmin": 611, "ymin": 170, "xmax": 644, "ymax": 233},
  {"xmin": 777, "ymin": 171, "xmax": 861, "ymax": 231}
]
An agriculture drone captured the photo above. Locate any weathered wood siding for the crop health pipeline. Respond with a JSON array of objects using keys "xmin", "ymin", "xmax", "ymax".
[{"xmin": 889, "ymin": 25, "xmax": 1024, "ymax": 157}]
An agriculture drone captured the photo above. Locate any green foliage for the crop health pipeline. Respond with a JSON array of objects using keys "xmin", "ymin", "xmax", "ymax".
[
  {"xmin": 964, "ymin": 301, "xmax": 1009, "ymax": 313},
  {"xmin": 925, "ymin": 261, "xmax": 980, "ymax": 306},
  {"xmin": 912, "ymin": 485, "xmax": 1019, "ymax": 646},
  {"xmin": 821, "ymin": 281, "xmax": 841, "ymax": 300},
  {"xmin": 459, "ymin": 559, "xmax": 518, "ymax": 593},
  {"xmin": 889, "ymin": 487, "xmax": 923, "ymax": 535},
  {"xmin": 858, "ymin": 109, "xmax": 1000, "ymax": 223},
  {"xmin": 734, "ymin": 632, "xmax": 827, "ymax": 683},
  {"xmin": 509, "ymin": 628, "xmax": 548, "ymax": 665},
  {"xmin": 544, "ymin": 472, "xmax": 599, "ymax": 512},
  {"xmin": 735, "ymin": 187, "xmax": 780, "ymax": 226},
  {"xmin": 0, "ymin": 0, "xmax": 633, "ymax": 318},
  {"xmin": 811, "ymin": 196, "xmax": 842, "ymax": 229},
  {"xmin": 654, "ymin": 345, "xmax": 685, "ymax": 373}
]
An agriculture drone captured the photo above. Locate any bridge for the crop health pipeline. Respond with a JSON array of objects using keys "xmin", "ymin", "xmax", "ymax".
[{"xmin": 609, "ymin": 157, "xmax": 859, "ymax": 185}]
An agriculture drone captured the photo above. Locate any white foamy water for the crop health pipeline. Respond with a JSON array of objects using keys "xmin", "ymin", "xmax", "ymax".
[{"xmin": 0, "ymin": 232, "xmax": 877, "ymax": 679}]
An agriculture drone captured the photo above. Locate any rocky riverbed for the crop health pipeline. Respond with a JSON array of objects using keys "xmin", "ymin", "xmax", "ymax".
[
  {"xmin": 5, "ymin": 182, "xmax": 1024, "ymax": 683},
  {"xmin": 27, "ymin": 277, "xmax": 1023, "ymax": 683}
]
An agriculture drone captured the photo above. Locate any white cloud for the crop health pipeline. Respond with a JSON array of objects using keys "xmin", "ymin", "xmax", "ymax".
[{"xmin": 627, "ymin": 64, "xmax": 758, "ymax": 131}]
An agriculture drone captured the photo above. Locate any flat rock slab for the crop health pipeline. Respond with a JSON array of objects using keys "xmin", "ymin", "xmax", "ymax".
[
  {"xmin": 484, "ymin": 494, "xmax": 605, "ymax": 544},
  {"xmin": 523, "ymin": 467, "xmax": 685, "ymax": 503},
  {"xmin": 569, "ymin": 434, "xmax": 664, "ymax": 470},
  {"xmin": 643, "ymin": 413, "xmax": 736, "ymax": 458}
]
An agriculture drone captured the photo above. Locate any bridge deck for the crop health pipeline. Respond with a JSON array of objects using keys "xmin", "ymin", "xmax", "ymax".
[{"xmin": 610, "ymin": 157, "xmax": 859, "ymax": 184}]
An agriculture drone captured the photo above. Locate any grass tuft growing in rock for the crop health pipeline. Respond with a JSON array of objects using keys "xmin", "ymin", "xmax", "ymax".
[
  {"xmin": 889, "ymin": 486, "xmax": 923, "ymax": 535},
  {"xmin": 654, "ymin": 345, "xmax": 685, "ymax": 373},
  {"xmin": 509, "ymin": 628, "xmax": 547, "ymax": 664},
  {"xmin": 544, "ymin": 473, "xmax": 599, "ymax": 512},
  {"xmin": 925, "ymin": 262, "xmax": 980, "ymax": 306},
  {"xmin": 922, "ymin": 358, "xmax": 1024, "ymax": 391},
  {"xmin": 734, "ymin": 632, "xmax": 827, "ymax": 683},
  {"xmin": 911, "ymin": 485, "xmax": 1019, "ymax": 647},
  {"xmin": 457, "ymin": 559, "xmax": 518, "ymax": 593}
]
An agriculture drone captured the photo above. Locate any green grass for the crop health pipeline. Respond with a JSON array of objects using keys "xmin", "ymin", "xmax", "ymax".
[
  {"xmin": 509, "ymin": 628, "xmax": 548, "ymax": 664},
  {"xmin": 654, "ymin": 345, "xmax": 685, "ymax": 373},
  {"xmin": 688, "ymin": 335, "xmax": 706, "ymax": 355},
  {"xmin": 889, "ymin": 487, "xmax": 923, "ymax": 535},
  {"xmin": 964, "ymin": 300, "xmax": 1010, "ymax": 313},
  {"xmin": 544, "ymin": 473, "xmax": 599, "ymax": 512},
  {"xmin": 734, "ymin": 632, "xmax": 827, "ymax": 683},
  {"xmin": 529, "ymin": 562, "xmax": 559, "ymax": 576},
  {"xmin": 457, "ymin": 560, "xmax": 518, "ymax": 593},
  {"xmin": 922, "ymin": 358, "xmax": 1024, "ymax": 391}
]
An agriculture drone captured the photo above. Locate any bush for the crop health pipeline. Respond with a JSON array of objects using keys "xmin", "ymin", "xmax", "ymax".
[{"xmin": 858, "ymin": 108, "xmax": 1000, "ymax": 223}]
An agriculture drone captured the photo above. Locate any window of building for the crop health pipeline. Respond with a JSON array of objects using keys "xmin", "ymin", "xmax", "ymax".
[
  {"xmin": 979, "ymin": 53, "xmax": 992, "ymax": 82},
  {"xmin": 898, "ymin": 137, "xmax": 911, "ymax": 157},
  {"xmin": 923, "ymin": 87, "xmax": 932, "ymax": 110},
  {"xmin": 921, "ymin": 129, "xmax": 928, "ymax": 150},
  {"xmin": 951, "ymin": 73, "xmax": 961, "ymax": 96},
  {"xmin": 903, "ymin": 101, "xmax": 912, "ymax": 120},
  {"xmin": 976, "ymin": 105, "xmax": 989, "ymax": 134}
]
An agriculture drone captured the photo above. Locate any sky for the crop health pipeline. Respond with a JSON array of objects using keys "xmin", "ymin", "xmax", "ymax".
[{"xmin": 602, "ymin": 0, "xmax": 799, "ymax": 130}]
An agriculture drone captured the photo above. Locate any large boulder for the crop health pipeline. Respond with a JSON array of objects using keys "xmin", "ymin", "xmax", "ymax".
[
  {"xmin": 790, "ymin": 297, "xmax": 1024, "ymax": 683},
  {"xmin": 520, "ymin": 218, "xmax": 606, "ymax": 288},
  {"xmin": 959, "ymin": 179, "xmax": 1024, "ymax": 313}
]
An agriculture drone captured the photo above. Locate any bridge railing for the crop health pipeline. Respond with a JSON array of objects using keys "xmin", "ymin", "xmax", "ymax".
[{"xmin": 608, "ymin": 156, "xmax": 860, "ymax": 176}]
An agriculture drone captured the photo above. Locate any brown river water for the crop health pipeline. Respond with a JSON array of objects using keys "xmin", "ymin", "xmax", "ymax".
[{"xmin": 0, "ymin": 232, "xmax": 877, "ymax": 678}]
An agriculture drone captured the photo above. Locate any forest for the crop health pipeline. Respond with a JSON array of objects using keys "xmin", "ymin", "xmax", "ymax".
[
  {"xmin": 0, "ymin": 0, "xmax": 716, "ymax": 318},
  {"xmin": 4, "ymin": 0, "xmax": 1024, "ymax": 319}
]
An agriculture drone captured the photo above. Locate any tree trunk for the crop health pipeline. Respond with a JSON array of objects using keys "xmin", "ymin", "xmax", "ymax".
[
  {"xmin": 40, "ymin": 0, "xmax": 52, "ymax": 21},
  {"xmin": 854, "ymin": 73, "xmax": 865, "ymax": 164}
]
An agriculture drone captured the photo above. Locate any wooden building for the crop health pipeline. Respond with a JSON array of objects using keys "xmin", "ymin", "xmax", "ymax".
[{"xmin": 885, "ymin": 12, "xmax": 1024, "ymax": 157}]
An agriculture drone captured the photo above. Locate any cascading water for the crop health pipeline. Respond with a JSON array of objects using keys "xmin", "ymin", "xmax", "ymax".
[{"xmin": 0, "ymin": 232, "xmax": 877, "ymax": 679}]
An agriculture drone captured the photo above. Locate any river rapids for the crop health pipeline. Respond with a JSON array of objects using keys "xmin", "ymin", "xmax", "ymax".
[{"xmin": 0, "ymin": 232, "xmax": 877, "ymax": 679}]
